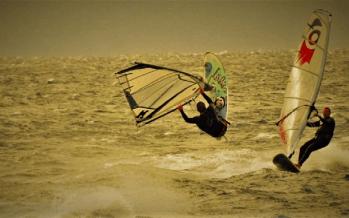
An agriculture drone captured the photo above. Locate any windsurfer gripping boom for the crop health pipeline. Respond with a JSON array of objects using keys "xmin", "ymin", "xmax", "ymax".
[
  {"xmin": 295, "ymin": 106, "xmax": 335, "ymax": 169},
  {"xmin": 177, "ymin": 87, "xmax": 229, "ymax": 138}
]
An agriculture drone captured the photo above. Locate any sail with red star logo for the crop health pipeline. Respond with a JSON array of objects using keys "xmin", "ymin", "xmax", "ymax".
[{"xmin": 277, "ymin": 9, "xmax": 332, "ymax": 157}]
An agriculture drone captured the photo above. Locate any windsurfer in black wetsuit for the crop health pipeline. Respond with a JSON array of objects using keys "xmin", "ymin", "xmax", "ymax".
[
  {"xmin": 177, "ymin": 87, "xmax": 228, "ymax": 138},
  {"xmin": 295, "ymin": 107, "xmax": 335, "ymax": 169}
]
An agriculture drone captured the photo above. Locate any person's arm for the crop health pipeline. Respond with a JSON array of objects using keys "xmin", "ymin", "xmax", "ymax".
[
  {"xmin": 307, "ymin": 120, "xmax": 320, "ymax": 127},
  {"xmin": 177, "ymin": 105, "xmax": 197, "ymax": 124},
  {"xmin": 317, "ymin": 115, "xmax": 335, "ymax": 127},
  {"xmin": 306, "ymin": 105, "xmax": 321, "ymax": 127},
  {"xmin": 316, "ymin": 115, "xmax": 325, "ymax": 122},
  {"xmin": 199, "ymin": 87, "xmax": 214, "ymax": 106}
]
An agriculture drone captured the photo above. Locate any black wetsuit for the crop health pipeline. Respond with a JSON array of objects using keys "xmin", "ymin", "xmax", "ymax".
[
  {"xmin": 298, "ymin": 116, "xmax": 335, "ymax": 166},
  {"xmin": 179, "ymin": 92, "xmax": 227, "ymax": 138}
]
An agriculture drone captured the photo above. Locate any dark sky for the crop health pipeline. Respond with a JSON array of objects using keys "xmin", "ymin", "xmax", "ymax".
[{"xmin": 0, "ymin": 0, "xmax": 348, "ymax": 56}]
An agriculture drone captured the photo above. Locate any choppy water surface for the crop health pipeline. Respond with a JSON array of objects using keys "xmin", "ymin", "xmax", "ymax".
[{"xmin": 0, "ymin": 50, "xmax": 348, "ymax": 217}]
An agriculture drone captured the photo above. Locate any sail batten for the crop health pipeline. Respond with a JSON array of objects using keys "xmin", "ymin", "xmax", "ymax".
[
  {"xmin": 283, "ymin": 96, "xmax": 312, "ymax": 102},
  {"xmin": 278, "ymin": 9, "xmax": 332, "ymax": 156},
  {"xmin": 291, "ymin": 65, "xmax": 322, "ymax": 78}
]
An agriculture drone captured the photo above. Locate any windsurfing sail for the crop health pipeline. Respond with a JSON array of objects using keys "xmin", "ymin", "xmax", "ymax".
[
  {"xmin": 116, "ymin": 62, "xmax": 204, "ymax": 127},
  {"xmin": 277, "ymin": 9, "xmax": 332, "ymax": 157}
]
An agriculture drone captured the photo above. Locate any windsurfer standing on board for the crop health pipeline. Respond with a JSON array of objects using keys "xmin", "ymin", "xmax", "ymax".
[
  {"xmin": 177, "ymin": 87, "xmax": 228, "ymax": 138},
  {"xmin": 295, "ymin": 106, "xmax": 335, "ymax": 169}
]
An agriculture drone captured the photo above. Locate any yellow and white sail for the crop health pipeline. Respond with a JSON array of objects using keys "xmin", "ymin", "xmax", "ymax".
[{"xmin": 116, "ymin": 62, "xmax": 204, "ymax": 127}]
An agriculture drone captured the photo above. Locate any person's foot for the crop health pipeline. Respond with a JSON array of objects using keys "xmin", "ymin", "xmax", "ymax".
[{"xmin": 294, "ymin": 163, "xmax": 302, "ymax": 169}]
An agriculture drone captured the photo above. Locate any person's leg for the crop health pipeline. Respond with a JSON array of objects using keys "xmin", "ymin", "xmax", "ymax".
[
  {"xmin": 218, "ymin": 124, "xmax": 227, "ymax": 137},
  {"xmin": 298, "ymin": 138, "xmax": 316, "ymax": 166},
  {"xmin": 298, "ymin": 137, "xmax": 329, "ymax": 166}
]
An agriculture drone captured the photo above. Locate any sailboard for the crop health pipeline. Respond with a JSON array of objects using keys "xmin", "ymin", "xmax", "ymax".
[
  {"xmin": 273, "ymin": 153, "xmax": 300, "ymax": 173},
  {"xmin": 274, "ymin": 9, "xmax": 332, "ymax": 172},
  {"xmin": 204, "ymin": 52, "xmax": 229, "ymax": 120},
  {"xmin": 116, "ymin": 62, "xmax": 204, "ymax": 127}
]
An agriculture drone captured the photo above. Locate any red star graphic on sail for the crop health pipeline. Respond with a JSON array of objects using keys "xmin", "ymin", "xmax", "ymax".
[{"xmin": 297, "ymin": 40, "xmax": 315, "ymax": 65}]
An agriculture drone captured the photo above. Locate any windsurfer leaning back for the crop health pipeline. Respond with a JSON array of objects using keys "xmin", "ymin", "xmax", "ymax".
[
  {"xmin": 295, "ymin": 107, "xmax": 335, "ymax": 169},
  {"xmin": 177, "ymin": 87, "xmax": 228, "ymax": 138}
]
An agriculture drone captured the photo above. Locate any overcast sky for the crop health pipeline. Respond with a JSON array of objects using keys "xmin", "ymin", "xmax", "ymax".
[{"xmin": 0, "ymin": 0, "xmax": 348, "ymax": 56}]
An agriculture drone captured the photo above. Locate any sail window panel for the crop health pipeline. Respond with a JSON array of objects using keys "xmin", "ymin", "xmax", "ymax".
[{"xmin": 116, "ymin": 63, "xmax": 202, "ymax": 126}]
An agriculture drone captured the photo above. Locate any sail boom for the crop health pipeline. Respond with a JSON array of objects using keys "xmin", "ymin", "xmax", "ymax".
[{"xmin": 283, "ymin": 96, "xmax": 312, "ymax": 102}]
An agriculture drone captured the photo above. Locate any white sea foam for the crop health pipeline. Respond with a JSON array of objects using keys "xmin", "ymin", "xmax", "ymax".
[{"xmin": 153, "ymin": 149, "xmax": 274, "ymax": 178}]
